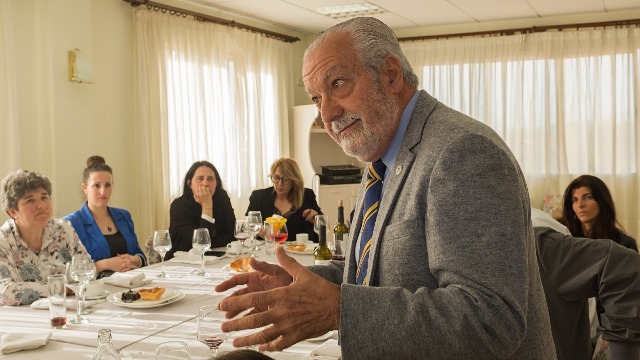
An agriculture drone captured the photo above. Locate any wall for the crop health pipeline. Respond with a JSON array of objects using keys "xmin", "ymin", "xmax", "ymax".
[{"xmin": 8, "ymin": 0, "xmax": 137, "ymax": 228}]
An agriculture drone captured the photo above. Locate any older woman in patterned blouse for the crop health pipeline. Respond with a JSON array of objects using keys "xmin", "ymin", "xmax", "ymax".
[{"xmin": 0, "ymin": 170, "xmax": 88, "ymax": 306}]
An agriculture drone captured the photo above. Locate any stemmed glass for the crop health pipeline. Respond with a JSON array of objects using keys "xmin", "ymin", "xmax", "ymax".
[
  {"xmin": 314, "ymin": 215, "xmax": 329, "ymax": 236},
  {"xmin": 246, "ymin": 211, "xmax": 263, "ymax": 249},
  {"xmin": 234, "ymin": 220, "xmax": 251, "ymax": 257},
  {"xmin": 155, "ymin": 341, "xmax": 191, "ymax": 359},
  {"xmin": 268, "ymin": 222, "xmax": 288, "ymax": 247},
  {"xmin": 67, "ymin": 253, "xmax": 96, "ymax": 324},
  {"xmin": 192, "ymin": 228, "xmax": 211, "ymax": 276},
  {"xmin": 197, "ymin": 305, "xmax": 229, "ymax": 358},
  {"xmin": 153, "ymin": 230, "xmax": 172, "ymax": 278}
]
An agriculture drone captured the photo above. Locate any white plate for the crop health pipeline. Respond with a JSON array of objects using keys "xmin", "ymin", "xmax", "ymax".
[
  {"xmin": 106, "ymin": 288, "xmax": 184, "ymax": 308},
  {"xmin": 283, "ymin": 243, "xmax": 316, "ymax": 255},
  {"xmin": 307, "ymin": 331, "xmax": 333, "ymax": 342},
  {"xmin": 84, "ymin": 290, "xmax": 111, "ymax": 300},
  {"xmin": 223, "ymin": 264, "xmax": 254, "ymax": 274}
]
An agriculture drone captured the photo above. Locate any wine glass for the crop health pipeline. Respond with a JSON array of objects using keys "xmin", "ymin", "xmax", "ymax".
[
  {"xmin": 155, "ymin": 341, "xmax": 191, "ymax": 359},
  {"xmin": 65, "ymin": 262, "xmax": 84, "ymax": 323},
  {"xmin": 153, "ymin": 230, "xmax": 172, "ymax": 278},
  {"xmin": 268, "ymin": 222, "xmax": 288, "ymax": 247},
  {"xmin": 67, "ymin": 253, "xmax": 95, "ymax": 324},
  {"xmin": 314, "ymin": 215, "xmax": 329, "ymax": 236},
  {"xmin": 246, "ymin": 211, "xmax": 263, "ymax": 248},
  {"xmin": 234, "ymin": 220, "xmax": 250, "ymax": 257},
  {"xmin": 197, "ymin": 305, "xmax": 229, "ymax": 358},
  {"xmin": 192, "ymin": 228, "xmax": 211, "ymax": 276}
]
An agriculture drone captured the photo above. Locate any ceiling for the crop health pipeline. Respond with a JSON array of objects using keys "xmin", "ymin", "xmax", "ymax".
[{"xmin": 176, "ymin": 0, "xmax": 640, "ymax": 35}]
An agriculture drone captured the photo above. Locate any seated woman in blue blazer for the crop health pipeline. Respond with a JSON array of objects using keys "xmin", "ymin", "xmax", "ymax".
[
  {"xmin": 66, "ymin": 156, "xmax": 146, "ymax": 276},
  {"xmin": 247, "ymin": 158, "xmax": 322, "ymax": 242}
]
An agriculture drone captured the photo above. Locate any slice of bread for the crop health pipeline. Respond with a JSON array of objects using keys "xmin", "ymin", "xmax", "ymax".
[{"xmin": 137, "ymin": 287, "xmax": 166, "ymax": 301}]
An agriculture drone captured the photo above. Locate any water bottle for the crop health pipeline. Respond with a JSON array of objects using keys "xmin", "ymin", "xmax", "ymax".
[{"xmin": 93, "ymin": 329, "xmax": 121, "ymax": 360}]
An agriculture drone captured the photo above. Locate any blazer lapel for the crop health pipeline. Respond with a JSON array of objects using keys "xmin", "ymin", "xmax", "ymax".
[{"xmin": 365, "ymin": 91, "xmax": 437, "ymax": 285}]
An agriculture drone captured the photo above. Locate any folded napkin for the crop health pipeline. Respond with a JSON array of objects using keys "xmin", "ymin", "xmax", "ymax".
[
  {"xmin": 29, "ymin": 298, "xmax": 102, "ymax": 310},
  {"xmin": 168, "ymin": 251, "xmax": 223, "ymax": 265},
  {"xmin": 0, "ymin": 332, "xmax": 51, "ymax": 354},
  {"xmin": 103, "ymin": 272, "xmax": 151, "ymax": 288},
  {"xmin": 310, "ymin": 339, "xmax": 341, "ymax": 359}
]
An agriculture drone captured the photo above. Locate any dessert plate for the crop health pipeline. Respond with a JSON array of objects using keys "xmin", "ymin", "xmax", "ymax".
[
  {"xmin": 106, "ymin": 288, "xmax": 184, "ymax": 308},
  {"xmin": 283, "ymin": 242, "xmax": 316, "ymax": 255},
  {"xmin": 223, "ymin": 264, "xmax": 254, "ymax": 274}
]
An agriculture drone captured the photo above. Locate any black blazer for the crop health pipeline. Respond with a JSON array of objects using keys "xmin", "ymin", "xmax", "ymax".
[
  {"xmin": 246, "ymin": 187, "xmax": 322, "ymax": 242},
  {"xmin": 167, "ymin": 189, "xmax": 236, "ymax": 259}
]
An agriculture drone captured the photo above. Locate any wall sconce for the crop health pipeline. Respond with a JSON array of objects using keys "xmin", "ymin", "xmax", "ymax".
[{"xmin": 68, "ymin": 49, "xmax": 94, "ymax": 83}]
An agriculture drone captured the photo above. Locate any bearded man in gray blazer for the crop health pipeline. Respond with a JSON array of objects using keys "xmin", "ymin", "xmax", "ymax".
[{"xmin": 216, "ymin": 17, "xmax": 556, "ymax": 359}]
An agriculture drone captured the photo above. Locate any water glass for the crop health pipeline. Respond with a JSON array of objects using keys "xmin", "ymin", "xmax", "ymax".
[
  {"xmin": 155, "ymin": 341, "xmax": 191, "ymax": 359},
  {"xmin": 47, "ymin": 274, "xmax": 67, "ymax": 328},
  {"xmin": 263, "ymin": 222, "xmax": 277, "ymax": 255},
  {"xmin": 234, "ymin": 220, "xmax": 251, "ymax": 256},
  {"xmin": 192, "ymin": 228, "xmax": 211, "ymax": 276},
  {"xmin": 68, "ymin": 253, "xmax": 95, "ymax": 324},
  {"xmin": 314, "ymin": 215, "xmax": 328, "ymax": 235},
  {"xmin": 153, "ymin": 230, "xmax": 172, "ymax": 278},
  {"xmin": 246, "ymin": 211, "xmax": 262, "ymax": 248}
]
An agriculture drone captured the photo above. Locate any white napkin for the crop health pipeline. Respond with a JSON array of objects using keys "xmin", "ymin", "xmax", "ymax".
[
  {"xmin": 168, "ymin": 251, "xmax": 224, "ymax": 265},
  {"xmin": 29, "ymin": 298, "xmax": 102, "ymax": 310},
  {"xmin": 0, "ymin": 332, "xmax": 51, "ymax": 354},
  {"xmin": 102, "ymin": 272, "xmax": 151, "ymax": 288},
  {"xmin": 310, "ymin": 339, "xmax": 341, "ymax": 359}
]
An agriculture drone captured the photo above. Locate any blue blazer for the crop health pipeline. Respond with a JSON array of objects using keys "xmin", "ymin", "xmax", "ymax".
[{"xmin": 65, "ymin": 203, "xmax": 146, "ymax": 266}]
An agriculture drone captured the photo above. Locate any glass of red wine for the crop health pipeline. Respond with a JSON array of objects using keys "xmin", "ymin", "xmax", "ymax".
[
  {"xmin": 269, "ymin": 223, "xmax": 288, "ymax": 247},
  {"xmin": 197, "ymin": 305, "xmax": 229, "ymax": 358}
]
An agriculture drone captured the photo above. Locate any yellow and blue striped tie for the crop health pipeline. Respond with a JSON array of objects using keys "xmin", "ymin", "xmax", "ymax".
[{"xmin": 356, "ymin": 160, "xmax": 386, "ymax": 285}]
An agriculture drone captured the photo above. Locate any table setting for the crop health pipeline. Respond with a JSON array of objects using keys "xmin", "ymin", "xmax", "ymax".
[{"xmin": 0, "ymin": 238, "xmax": 341, "ymax": 359}]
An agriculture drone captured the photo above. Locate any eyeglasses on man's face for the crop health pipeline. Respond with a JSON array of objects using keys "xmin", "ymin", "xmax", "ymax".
[{"xmin": 271, "ymin": 176, "xmax": 291, "ymax": 184}]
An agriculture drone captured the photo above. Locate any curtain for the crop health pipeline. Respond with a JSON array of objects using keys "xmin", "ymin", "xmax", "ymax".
[
  {"xmin": 402, "ymin": 28, "xmax": 640, "ymax": 239},
  {"xmin": 132, "ymin": 9, "xmax": 293, "ymax": 237},
  {"xmin": 0, "ymin": 0, "xmax": 20, "ymax": 179}
]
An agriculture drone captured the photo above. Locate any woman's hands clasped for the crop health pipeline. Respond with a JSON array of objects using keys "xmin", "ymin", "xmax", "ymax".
[
  {"xmin": 103, "ymin": 254, "xmax": 141, "ymax": 272},
  {"xmin": 214, "ymin": 247, "xmax": 341, "ymax": 351}
]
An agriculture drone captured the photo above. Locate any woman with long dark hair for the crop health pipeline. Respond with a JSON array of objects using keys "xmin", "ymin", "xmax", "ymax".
[
  {"xmin": 167, "ymin": 161, "xmax": 235, "ymax": 259},
  {"xmin": 562, "ymin": 174, "xmax": 637, "ymax": 251}
]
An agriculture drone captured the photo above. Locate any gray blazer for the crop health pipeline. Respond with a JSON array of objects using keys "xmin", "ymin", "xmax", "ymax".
[{"xmin": 311, "ymin": 90, "xmax": 556, "ymax": 359}]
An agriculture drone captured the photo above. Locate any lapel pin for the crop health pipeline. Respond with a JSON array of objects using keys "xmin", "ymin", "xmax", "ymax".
[{"xmin": 395, "ymin": 165, "xmax": 402, "ymax": 175}]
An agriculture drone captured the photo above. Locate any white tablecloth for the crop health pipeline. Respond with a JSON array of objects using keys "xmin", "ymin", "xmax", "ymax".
[{"xmin": 0, "ymin": 248, "xmax": 337, "ymax": 359}]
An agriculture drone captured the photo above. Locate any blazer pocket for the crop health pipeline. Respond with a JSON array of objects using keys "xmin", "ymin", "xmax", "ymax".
[
  {"xmin": 382, "ymin": 217, "xmax": 422, "ymax": 241},
  {"xmin": 376, "ymin": 217, "xmax": 431, "ymax": 290}
]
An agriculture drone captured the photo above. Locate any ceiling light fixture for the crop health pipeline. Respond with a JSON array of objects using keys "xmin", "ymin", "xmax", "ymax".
[{"xmin": 315, "ymin": 3, "xmax": 386, "ymax": 20}]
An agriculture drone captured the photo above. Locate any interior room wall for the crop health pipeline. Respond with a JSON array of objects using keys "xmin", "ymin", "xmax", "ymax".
[{"xmin": 8, "ymin": 0, "xmax": 137, "ymax": 231}]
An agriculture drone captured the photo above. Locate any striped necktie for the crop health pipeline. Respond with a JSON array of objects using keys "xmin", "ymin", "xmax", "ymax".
[{"xmin": 356, "ymin": 160, "xmax": 386, "ymax": 285}]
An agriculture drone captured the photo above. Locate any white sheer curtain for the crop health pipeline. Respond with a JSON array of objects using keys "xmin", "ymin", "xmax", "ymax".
[
  {"xmin": 0, "ymin": 0, "xmax": 20, "ymax": 179},
  {"xmin": 402, "ymin": 27, "xmax": 640, "ymax": 239},
  {"xmin": 133, "ymin": 9, "xmax": 293, "ymax": 236}
]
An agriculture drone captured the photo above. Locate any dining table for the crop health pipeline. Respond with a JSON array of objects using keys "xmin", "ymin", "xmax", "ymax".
[{"xmin": 0, "ymin": 243, "xmax": 340, "ymax": 359}]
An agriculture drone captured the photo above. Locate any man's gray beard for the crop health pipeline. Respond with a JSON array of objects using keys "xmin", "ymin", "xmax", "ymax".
[{"xmin": 333, "ymin": 93, "xmax": 398, "ymax": 161}]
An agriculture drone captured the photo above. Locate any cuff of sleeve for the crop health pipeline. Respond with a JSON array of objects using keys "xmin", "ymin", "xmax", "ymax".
[
  {"xmin": 608, "ymin": 341, "xmax": 640, "ymax": 359},
  {"xmin": 201, "ymin": 214, "xmax": 215, "ymax": 223}
]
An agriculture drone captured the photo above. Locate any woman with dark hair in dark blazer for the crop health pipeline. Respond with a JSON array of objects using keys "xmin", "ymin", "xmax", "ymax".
[
  {"xmin": 167, "ymin": 161, "xmax": 235, "ymax": 259},
  {"xmin": 247, "ymin": 158, "xmax": 322, "ymax": 242},
  {"xmin": 562, "ymin": 174, "xmax": 637, "ymax": 252}
]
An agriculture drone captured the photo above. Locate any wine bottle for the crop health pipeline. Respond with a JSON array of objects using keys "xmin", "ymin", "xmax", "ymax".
[
  {"xmin": 333, "ymin": 200, "xmax": 349, "ymax": 242},
  {"xmin": 314, "ymin": 224, "xmax": 332, "ymax": 265}
]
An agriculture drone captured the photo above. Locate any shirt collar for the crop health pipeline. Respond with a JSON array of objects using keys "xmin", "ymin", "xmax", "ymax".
[{"xmin": 380, "ymin": 90, "xmax": 420, "ymax": 179}]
